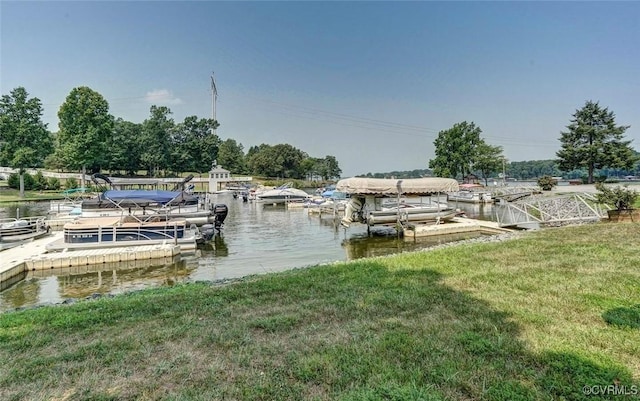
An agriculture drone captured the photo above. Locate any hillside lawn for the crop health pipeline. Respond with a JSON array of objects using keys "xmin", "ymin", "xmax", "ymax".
[{"xmin": 0, "ymin": 223, "xmax": 639, "ymax": 400}]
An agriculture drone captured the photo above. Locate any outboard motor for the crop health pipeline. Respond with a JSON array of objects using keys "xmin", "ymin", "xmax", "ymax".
[
  {"xmin": 200, "ymin": 223, "xmax": 216, "ymax": 241},
  {"xmin": 212, "ymin": 204, "xmax": 228, "ymax": 231}
]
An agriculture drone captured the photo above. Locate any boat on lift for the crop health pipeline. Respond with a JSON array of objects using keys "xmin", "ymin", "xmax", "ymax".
[
  {"xmin": 447, "ymin": 183, "xmax": 493, "ymax": 204},
  {"xmin": 336, "ymin": 177, "xmax": 459, "ymax": 227},
  {"xmin": 366, "ymin": 203, "xmax": 458, "ymax": 225}
]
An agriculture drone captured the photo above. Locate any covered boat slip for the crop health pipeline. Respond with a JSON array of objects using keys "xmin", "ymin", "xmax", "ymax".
[
  {"xmin": 336, "ymin": 177, "xmax": 459, "ymax": 196},
  {"xmin": 336, "ymin": 177, "xmax": 459, "ymax": 229},
  {"xmin": 46, "ymin": 216, "xmax": 198, "ymax": 252}
]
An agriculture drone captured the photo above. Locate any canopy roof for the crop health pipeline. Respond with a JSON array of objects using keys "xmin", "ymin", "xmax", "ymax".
[
  {"xmin": 103, "ymin": 190, "xmax": 184, "ymax": 204},
  {"xmin": 336, "ymin": 177, "xmax": 459, "ymax": 196}
]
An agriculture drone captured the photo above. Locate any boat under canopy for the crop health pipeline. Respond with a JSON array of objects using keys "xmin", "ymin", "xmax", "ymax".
[
  {"xmin": 336, "ymin": 177, "xmax": 459, "ymax": 196},
  {"xmin": 336, "ymin": 177, "xmax": 459, "ymax": 228}
]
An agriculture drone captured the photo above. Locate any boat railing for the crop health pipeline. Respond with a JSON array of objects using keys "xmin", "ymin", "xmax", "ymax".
[
  {"xmin": 0, "ymin": 216, "xmax": 50, "ymax": 239},
  {"xmin": 63, "ymin": 219, "xmax": 185, "ymax": 245},
  {"xmin": 1, "ymin": 215, "xmax": 49, "ymax": 226},
  {"xmin": 99, "ymin": 191, "xmax": 203, "ymax": 223}
]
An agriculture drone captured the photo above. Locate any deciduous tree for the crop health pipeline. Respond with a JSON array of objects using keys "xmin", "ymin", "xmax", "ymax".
[
  {"xmin": 429, "ymin": 121, "xmax": 483, "ymax": 179},
  {"xmin": 57, "ymin": 86, "xmax": 113, "ymax": 185},
  {"xmin": 473, "ymin": 142, "xmax": 504, "ymax": 185},
  {"xmin": 0, "ymin": 87, "xmax": 53, "ymax": 197},
  {"xmin": 172, "ymin": 116, "xmax": 220, "ymax": 174},
  {"xmin": 320, "ymin": 155, "xmax": 342, "ymax": 180},
  {"xmin": 217, "ymin": 138, "xmax": 246, "ymax": 174},
  {"xmin": 140, "ymin": 106, "xmax": 173, "ymax": 176},
  {"xmin": 107, "ymin": 118, "xmax": 143, "ymax": 175}
]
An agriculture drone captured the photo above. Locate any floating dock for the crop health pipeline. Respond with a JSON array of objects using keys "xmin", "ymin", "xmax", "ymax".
[
  {"xmin": 1, "ymin": 232, "xmax": 184, "ymax": 290},
  {"xmin": 403, "ymin": 217, "xmax": 514, "ymax": 239}
]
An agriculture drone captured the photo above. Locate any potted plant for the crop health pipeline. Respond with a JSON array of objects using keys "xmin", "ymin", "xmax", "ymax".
[{"xmin": 595, "ymin": 182, "xmax": 639, "ymax": 222}]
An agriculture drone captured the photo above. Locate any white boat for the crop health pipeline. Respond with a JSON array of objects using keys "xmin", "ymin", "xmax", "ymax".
[
  {"xmin": 447, "ymin": 190, "xmax": 493, "ymax": 204},
  {"xmin": 256, "ymin": 183, "xmax": 312, "ymax": 204},
  {"xmin": 367, "ymin": 201, "xmax": 457, "ymax": 225},
  {"xmin": 49, "ymin": 187, "xmax": 93, "ymax": 214},
  {"xmin": 45, "ymin": 216, "xmax": 199, "ymax": 252},
  {"xmin": 0, "ymin": 216, "xmax": 51, "ymax": 250},
  {"xmin": 49, "ymin": 174, "xmax": 217, "ymax": 226}
]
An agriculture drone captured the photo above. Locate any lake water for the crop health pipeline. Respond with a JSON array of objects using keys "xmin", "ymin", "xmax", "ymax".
[{"xmin": 0, "ymin": 195, "xmax": 495, "ymax": 312}]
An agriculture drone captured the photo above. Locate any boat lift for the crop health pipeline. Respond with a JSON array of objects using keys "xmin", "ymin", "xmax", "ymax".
[{"xmin": 336, "ymin": 177, "xmax": 459, "ymax": 234}]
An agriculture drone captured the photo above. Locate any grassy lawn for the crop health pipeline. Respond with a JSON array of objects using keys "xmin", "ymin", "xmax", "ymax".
[
  {"xmin": 0, "ymin": 188, "xmax": 67, "ymax": 203},
  {"xmin": 0, "ymin": 223, "xmax": 639, "ymax": 400}
]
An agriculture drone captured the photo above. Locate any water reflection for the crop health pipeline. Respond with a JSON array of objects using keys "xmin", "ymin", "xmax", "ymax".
[
  {"xmin": 0, "ymin": 276, "xmax": 41, "ymax": 310},
  {"xmin": 0, "ymin": 196, "xmax": 500, "ymax": 312},
  {"xmin": 342, "ymin": 231, "xmax": 483, "ymax": 259},
  {"xmin": 453, "ymin": 202, "xmax": 497, "ymax": 221},
  {"xmin": 0, "ymin": 202, "xmax": 49, "ymax": 219}
]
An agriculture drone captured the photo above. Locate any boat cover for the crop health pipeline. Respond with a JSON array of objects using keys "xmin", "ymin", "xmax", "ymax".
[
  {"xmin": 103, "ymin": 190, "xmax": 184, "ymax": 204},
  {"xmin": 336, "ymin": 177, "xmax": 459, "ymax": 195}
]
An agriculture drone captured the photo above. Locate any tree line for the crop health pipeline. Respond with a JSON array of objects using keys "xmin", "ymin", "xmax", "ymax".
[
  {"xmin": 359, "ymin": 157, "xmax": 640, "ymax": 182},
  {"xmin": 0, "ymin": 86, "xmax": 343, "ymax": 196},
  {"xmin": 424, "ymin": 101, "xmax": 637, "ymax": 184}
]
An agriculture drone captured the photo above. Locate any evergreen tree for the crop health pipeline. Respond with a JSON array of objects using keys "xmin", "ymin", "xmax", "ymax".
[{"xmin": 557, "ymin": 101, "xmax": 636, "ymax": 184}]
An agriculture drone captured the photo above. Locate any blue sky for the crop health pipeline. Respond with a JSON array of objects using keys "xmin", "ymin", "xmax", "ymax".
[{"xmin": 2, "ymin": 1, "xmax": 639, "ymax": 177}]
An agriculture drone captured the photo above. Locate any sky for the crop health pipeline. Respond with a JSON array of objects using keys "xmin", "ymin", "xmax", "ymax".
[{"xmin": 1, "ymin": 1, "xmax": 639, "ymax": 177}]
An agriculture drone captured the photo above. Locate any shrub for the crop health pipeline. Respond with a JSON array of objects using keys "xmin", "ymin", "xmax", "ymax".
[
  {"xmin": 7, "ymin": 172, "xmax": 36, "ymax": 190},
  {"xmin": 47, "ymin": 177, "xmax": 61, "ymax": 191},
  {"xmin": 595, "ymin": 182, "xmax": 639, "ymax": 210},
  {"xmin": 33, "ymin": 171, "xmax": 48, "ymax": 191},
  {"xmin": 7, "ymin": 173, "xmax": 19, "ymax": 189},
  {"xmin": 537, "ymin": 175, "xmax": 557, "ymax": 191},
  {"xmin": 65, "ymin": 177, "xmax": 79, "ymax": 189}
]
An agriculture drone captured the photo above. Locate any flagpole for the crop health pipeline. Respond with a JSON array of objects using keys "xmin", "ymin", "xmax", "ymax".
[{"xmin": 211, "ymin": 72, "xmax": 218, "ymax": 134}]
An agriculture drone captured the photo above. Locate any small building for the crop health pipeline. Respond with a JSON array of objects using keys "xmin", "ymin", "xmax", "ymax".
[
  {"xmin": 463, "ymin": 173, "xmax": 480, "ymax": 185},
  {"xmin": 208, "ymin": 162, "xmax": 252, "ymax": 193}
]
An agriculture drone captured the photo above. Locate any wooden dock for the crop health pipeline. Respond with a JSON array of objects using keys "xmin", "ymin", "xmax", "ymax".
[
  {"xmin": 1, "ymin": 232, "xmax": 184, "ymax": 290},
  {"xmin": 403, "ymin": 217, "xmax": 513, "ymax": 239}
]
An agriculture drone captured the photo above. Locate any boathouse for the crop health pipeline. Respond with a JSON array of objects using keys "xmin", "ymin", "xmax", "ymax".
[{"xmin": 207, "ymin": 162, "xmax": 252, "ymax": 193}]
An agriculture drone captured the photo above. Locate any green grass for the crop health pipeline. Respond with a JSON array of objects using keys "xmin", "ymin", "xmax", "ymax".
[
  {"xmin": 0, "ymin": 188, "xmax": 67, "ymax": 203},
  {"xmin": 0, "ymin": 223, "xmax": 639, "ymax": 400}
]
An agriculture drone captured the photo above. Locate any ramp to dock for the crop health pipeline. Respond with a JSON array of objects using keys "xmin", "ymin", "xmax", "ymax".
[{"xmin": 495, "ymin": 193, "xmax": 607, "ymax": 228}]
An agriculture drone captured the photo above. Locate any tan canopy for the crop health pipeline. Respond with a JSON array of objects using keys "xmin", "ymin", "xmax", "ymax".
[{"xmin": 336, "ymin": 177, "xmax": 459, "ymax": 195}]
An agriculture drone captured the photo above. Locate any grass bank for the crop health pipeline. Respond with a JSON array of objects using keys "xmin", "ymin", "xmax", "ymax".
[
  {"xmin": 0, "ymin": 188, "xmax": 66, "ymax": 203},
  {"xmin": 1, "ymin": 223, "xmax": 639, "ymax": 400}
]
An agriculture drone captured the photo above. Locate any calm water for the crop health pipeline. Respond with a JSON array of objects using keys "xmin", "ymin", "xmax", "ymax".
[{"xmin": 0, "ymin": 195, "xmax": 495, "ymax": 312}]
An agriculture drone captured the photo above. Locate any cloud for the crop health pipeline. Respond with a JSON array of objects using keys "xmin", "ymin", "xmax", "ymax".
[{"xmin": 144, "ymin": 89, "xmax": 183, "ymax": 105}]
